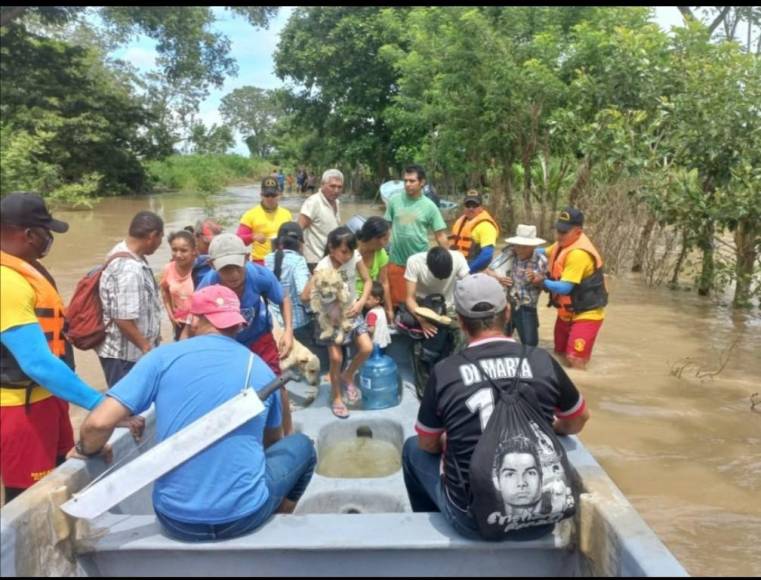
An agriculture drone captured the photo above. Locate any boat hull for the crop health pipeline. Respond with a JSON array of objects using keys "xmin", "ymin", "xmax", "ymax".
[{"xmin": 1, "ymin": 335, "xmax": 688, "ymax": 577}]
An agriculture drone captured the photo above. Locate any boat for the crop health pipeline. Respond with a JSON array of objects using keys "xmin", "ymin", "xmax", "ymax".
[
  {"xmin": 379, "ymin": 180, "xmax": 459, "ymax": 220},
  {"xmin": 0, "ymin": 332, "xmax": 688, "ymax": 577}
]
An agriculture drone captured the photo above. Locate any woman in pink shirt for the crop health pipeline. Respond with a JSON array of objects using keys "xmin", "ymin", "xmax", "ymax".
[{"xmin": 160, "ymin": 229, "xmax": 197, "ymax": 340}]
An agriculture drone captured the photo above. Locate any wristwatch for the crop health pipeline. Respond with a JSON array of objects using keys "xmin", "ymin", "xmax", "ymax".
[{"xmin": 74, "ymin": 441, "xmax": 102, "ymax": 458}]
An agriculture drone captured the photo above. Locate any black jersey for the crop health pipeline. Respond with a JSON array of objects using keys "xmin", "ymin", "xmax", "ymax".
[{"xmin": 415, "ymin": 337, "xmax": 585, "ymax": 510}]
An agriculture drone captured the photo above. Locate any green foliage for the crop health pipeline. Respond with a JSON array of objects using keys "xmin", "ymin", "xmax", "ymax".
[
  {"xmin": 219, "ymin": 86, "xmax": 281, "ymax": 157},
  {"xmin": 146, "ymin": 154, "xmax": 268, "ymax": 196}
]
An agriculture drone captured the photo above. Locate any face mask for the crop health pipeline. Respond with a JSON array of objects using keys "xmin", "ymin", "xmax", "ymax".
[{"xmin": 31, "ymin": 228, "xmax": 54, "ymax": 258}]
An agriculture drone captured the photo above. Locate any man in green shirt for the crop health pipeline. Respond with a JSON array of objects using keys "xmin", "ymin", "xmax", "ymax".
[{"xmin": 385, "ymin": 165, "xmax": 448, "ymax": 306}]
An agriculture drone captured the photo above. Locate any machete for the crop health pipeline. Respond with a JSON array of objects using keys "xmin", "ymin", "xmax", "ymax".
[{"xmin": 60, "ymin": 372, "xmax": 295, "ymax": 520}]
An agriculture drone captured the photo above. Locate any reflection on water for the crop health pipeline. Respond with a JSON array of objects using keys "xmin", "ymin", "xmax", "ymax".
[
  {"xmin": 317, "ymin": 438, "xmax": 401, "ymax": 478},
  {"xmin": 40, "ymin": 183, "xmax": 761, "ymax": 576}
]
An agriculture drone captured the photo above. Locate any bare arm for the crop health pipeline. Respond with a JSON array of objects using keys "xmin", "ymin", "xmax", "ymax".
[
  {"xmin": 79, "ymin": 397, "xmax": 133, "ymax": 455},
  {"xmin": 434, "ymin": 229, "xmax": 449, "ymax": 248},
  {"xmin": 278, "ymin": 296, "xmax": 294, "ymax": 357},
  {"xmin": 300, "ymin": 273, "xmax": 316, "ymax": 305},
  {"xmin": 114, "ymin": 319, "xmax": 152, "ymax": 353},
  {"xmin": 406, "ymin": 278, "xmax": 437, "ymax": 338},
  {"xmin": 297, "ymin": 214, "xmax": 312, "ymax": 231},
  {"xmin": 264, "ymin": 426, "xmax": 283, "ymax": 449},
  {"xmin": 553, "ymin": 406, "xmax": 590, "ymax": 436},
  {"xmin": 378, "ymin": 264, "xmax": 394, "ymax": 321}
]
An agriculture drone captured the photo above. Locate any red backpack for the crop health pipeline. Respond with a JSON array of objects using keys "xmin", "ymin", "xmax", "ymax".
[{"xmin": 65, "ymin": 252, "xmax": 136, "ymax": 350}]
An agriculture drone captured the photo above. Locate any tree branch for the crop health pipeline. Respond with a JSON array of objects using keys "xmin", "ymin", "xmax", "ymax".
[
  {"xmin": 708, "ymin": 6, "xmax": 733, "ymax": 34},
  {"xmin": 0, "ymin": 6, "xmax": 28, "ymax": 27},
  {"xmin": 677, "ymin": 6, "xmax": 696, "ymax": 22}
]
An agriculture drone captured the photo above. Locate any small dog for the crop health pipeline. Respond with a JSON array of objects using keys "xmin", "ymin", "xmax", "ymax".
[
  {"xmin": 310, "ymin": 268, "xmax": 353, "ymax": 345},
  {"xmin": 271, "ymin": 324, "xmax": 321, "ymax": 387}
]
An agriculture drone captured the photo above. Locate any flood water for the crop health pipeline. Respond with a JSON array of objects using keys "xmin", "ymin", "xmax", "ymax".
[{"xmin": 38, "ymin": 184, "xmax": 761, "ymax": 576}]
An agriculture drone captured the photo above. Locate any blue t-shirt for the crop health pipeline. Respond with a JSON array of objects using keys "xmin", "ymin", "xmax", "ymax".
[
  {"xmin": 197, "ymin": 262, "xmax": 284, "ymax": 345},
  {"xmin": 108, "ymin": 334, "xmax": 282, "ymax": 524},
  {"xmin": 191, "ymin": 255, "xmax": 212, "ymax": 288}
]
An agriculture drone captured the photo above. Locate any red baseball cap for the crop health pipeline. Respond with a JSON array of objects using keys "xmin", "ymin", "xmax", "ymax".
[{"xmin": 189, "ymin": 285, "xmax": 246, "ymax": 329}]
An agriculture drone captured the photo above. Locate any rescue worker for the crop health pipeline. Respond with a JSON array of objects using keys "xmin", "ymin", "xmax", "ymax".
[
  {"xmin": 530, "ymin": 207, "xmax": 607, "ymax": 369},
  {"xmin": 449, "ymin": 190, "xmax": 499, "ymax": 273},
  {"xmin": 0, "ymin": 192, "xmax": 142, "ymax": 504}
]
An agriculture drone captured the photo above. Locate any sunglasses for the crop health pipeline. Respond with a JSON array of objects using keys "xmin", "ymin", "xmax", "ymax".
[
  {"xmin": 464, "ymin": 202, "xmax": 480, "ymax": 209},
  {"xmin": 261, "ymin": 192, "xmax": 279, "ymax": 198}
]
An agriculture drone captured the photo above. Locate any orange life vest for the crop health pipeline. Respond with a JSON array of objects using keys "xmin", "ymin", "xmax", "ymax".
[
  {"xmin": 0, "ymin": 251, "xmax": 67, "ymax": 407},
  {"xmin": 547, "ymin": 233, "xmax": 606, "ymax": 320},
  {"xmin": 449, "ymin": 210, "xmax": 499, "ymax": 260}
]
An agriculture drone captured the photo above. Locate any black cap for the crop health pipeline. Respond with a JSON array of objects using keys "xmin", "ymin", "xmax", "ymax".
[
  {"xmin": 277, "ymin": 221, "xmax": 304, "ymax": 242},
  {"xmin": 555, "ymin": 206, "xmax": 584, "ymax": 233},
  {"xmin": 463, "ymin": 189, "xmax": 482, "ymax": 206},
  {"xmin": 261, "ymin": 176, "xmax": 279, "ymax": 195},
  {"xmin": 0, "ymin": 192, "xmax": 69, "ymax": 233}
]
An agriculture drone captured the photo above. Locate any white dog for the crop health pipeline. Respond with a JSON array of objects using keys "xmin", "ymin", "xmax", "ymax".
[{"xmin": 310, "ymin": 268, "xmax": 353, "ymax": 345}]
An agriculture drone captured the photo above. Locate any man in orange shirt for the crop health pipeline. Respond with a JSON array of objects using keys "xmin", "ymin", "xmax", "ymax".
[
  {"xmin": 237, "ymin": 177, "xmax": 293, "ymax": 265},
  {"xmin": 530, "ymin": 207, "xmax": 607, "ymax": 369}
]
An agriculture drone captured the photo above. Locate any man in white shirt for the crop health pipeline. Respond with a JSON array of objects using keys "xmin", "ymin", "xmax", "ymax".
[
  {"xmin": 297, "ymin": 169, "xmax": 343, "ymax": 271},
  {"xmin": 404, "ymin": 247, "xmax": 469, "ymax": 338}
]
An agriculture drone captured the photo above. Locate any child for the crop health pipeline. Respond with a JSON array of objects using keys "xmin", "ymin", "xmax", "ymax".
[
  {"xmin": 365, "ymin": 281, "xmax": 391, "ymax": 350},
  {"xmin": 301, "ymin": 226, "xmax": 373, "ymax": 419},
  {"xmin": 160, "ymin": 230, "xmax": 198, "ymax": 340},
  {"xmin": 264, "ymin": 221, "xmax": 311, "ymax": 344}
]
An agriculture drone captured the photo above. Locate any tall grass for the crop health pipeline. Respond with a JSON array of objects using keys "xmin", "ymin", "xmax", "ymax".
[{"xmin": 145, "ymin": 155, "xmax": 270, "ymax": 195}]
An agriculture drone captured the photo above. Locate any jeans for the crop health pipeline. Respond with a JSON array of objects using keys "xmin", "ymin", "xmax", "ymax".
[
  {"xmin": 507, "ymin": 306, "xmax": 539, "ymax": 347},
  {"xmin": 156, "ymin": 433, "xmax": 317, "ymax": 542},
  {"xmin": 402, "ymin": 437, "xmax": 554, "ymax": 542},
  {"xmin": 98, "ymin": 357, "xmax": 136, "ymax": 388},
  {"xmin": 402, "ymin": 437, "xmax": 481, "ymax": 539}
]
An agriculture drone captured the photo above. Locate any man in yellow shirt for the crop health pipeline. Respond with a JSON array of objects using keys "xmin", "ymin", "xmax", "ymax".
[
  {"xmin": 237, "ymin": 177, "xmax": 293, "ymax": 265},
  {"xmin": 530, "ymin": 207, "xmax": 607, "ymax": 369},
  {"xmin": 449, "ymin": 190, "xmax": 499, "ymax": 273}
]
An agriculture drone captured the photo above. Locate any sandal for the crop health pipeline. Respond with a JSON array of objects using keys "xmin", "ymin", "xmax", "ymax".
[
  {"xmin": 331, "ymin": 400, "xmax": 350, "ymax": 419},
  {"xmin": 343, "ymin": 380, "xmax": 361, "ymax": 404}
]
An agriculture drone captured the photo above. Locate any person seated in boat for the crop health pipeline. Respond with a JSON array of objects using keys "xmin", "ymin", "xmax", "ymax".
[
  {"xmin": 402, "ymin": 273, "xmax": 589, "ymax": 540},
  {"xmin": 449, "ymin": 190, "xmax": 499, "ymax": 274},
  {"xmin": 75, "ymin": 285, "xmax": 317, "ymax": 542}
]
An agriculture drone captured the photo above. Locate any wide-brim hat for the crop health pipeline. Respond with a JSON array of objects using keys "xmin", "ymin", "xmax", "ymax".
[{"xmin": 505, "ymin": 224, "xmax": 545, "ymax": 246}]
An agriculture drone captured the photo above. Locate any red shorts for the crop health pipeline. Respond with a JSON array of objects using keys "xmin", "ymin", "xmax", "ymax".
[
  {"xmin": 249, "ymin": 332, "xmax": 281, "ymax": 376},
  {"xmin": 388, "ymin": 263, "xmax": 407, "ymax": 307},
  {"xmin": 554, "ymin": 318, "xmax": 603, "ymax": 362},
  {"xmin": 252, "ymin": 259, "xmax": 265, "ymax": 266},
  {"xmin": 0, "ymin": 397, "xmax": 74, "ymax": 489}
]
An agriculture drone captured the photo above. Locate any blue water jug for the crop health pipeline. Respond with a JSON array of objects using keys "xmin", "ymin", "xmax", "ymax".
[{"xmin": 359, "ymin": 344, "xmax": 400, "ymax": 410}]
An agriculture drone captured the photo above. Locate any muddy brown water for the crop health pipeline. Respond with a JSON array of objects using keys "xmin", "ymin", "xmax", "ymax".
[{"xmin": 11, "ymin": 184, "xmax": 761, "ymax": 576}]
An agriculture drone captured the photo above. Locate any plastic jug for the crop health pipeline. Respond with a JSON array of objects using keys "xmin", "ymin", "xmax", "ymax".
[{"xmin": 359, "ymin": 344, "xmax": 400, "ymax": 410}]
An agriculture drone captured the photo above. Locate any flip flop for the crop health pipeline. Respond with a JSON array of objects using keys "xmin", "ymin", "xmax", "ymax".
[
  {"xmin": 344, "ymin": 380, "xmax": 361, "ymax": 404},
  {"xmin": 331, "ymin": 400, "xmax": 350, "ymax": 419}
]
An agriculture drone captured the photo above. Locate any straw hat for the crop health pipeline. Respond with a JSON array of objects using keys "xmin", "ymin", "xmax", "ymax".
[{"xmin": 504, "ymin": 224, "xmax": 546, "ymax": 246}]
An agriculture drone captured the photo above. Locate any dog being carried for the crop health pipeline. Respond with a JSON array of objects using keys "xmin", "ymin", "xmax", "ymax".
[{"xmin": 310, "ymin": 268, "xmax": 353, "ymax": 345}]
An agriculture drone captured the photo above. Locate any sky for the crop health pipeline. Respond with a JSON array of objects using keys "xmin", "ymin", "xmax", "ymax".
[{"xmin": 111, "ymin": 7, "xmax": 689, "ymax": 155}]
